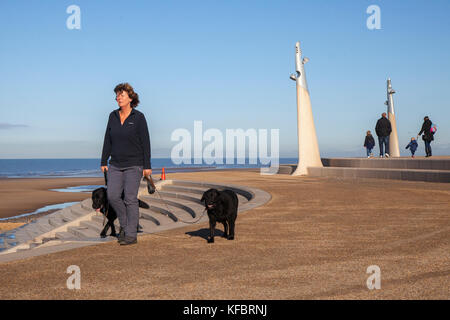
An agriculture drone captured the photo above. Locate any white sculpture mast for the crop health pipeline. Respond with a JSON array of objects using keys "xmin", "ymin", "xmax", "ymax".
[
  {"xmin": 386, "ymin": 78, "xmax": 400, "ymax": 157},
  {"xmin": 290, "ymin": 42, "xmax": 322, "ymax": 175}
]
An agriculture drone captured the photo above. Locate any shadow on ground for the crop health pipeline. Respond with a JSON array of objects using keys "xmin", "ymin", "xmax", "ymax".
[{"xmin": 185, "ymin": 228, "xmax": 226, "ymax": 240}]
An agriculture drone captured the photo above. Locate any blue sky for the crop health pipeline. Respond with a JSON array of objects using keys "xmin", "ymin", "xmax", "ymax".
[{"xmin": 0, "ymin": 0, "xmax": 449, "ymax": 159}]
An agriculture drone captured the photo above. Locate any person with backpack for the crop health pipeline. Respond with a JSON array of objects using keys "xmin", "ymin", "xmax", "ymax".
[{"xmin": 418, "ymin": 116, "xmax": 435, "ymax": 157}]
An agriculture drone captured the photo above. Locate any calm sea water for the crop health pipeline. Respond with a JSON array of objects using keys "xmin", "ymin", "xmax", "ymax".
[{"xmin": 0, "ymin": 158, "xmax": 297, "ymax": 178}]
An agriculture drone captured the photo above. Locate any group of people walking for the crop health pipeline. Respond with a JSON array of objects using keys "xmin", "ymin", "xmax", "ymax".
[{"xmin": 364, "ymin": 113, "xmax": 436, "ymax": 158}]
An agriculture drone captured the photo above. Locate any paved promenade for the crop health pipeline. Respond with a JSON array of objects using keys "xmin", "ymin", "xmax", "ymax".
[{"xmin": 0, "ymin": 169, "xmax": 449, "ymax": 299}]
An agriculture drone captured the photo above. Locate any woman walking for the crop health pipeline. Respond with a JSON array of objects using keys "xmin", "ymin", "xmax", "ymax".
[
  {"xmin": 101, "ymin": 83, "xmax": 152, "ymax": 245},
  {"xmin": 418, "ymin": 116, "xmax": 434, "ymax": 157}
]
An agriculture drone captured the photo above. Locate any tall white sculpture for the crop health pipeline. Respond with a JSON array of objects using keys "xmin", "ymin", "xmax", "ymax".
[
  {"xmin": 290, "ymin": 42, "xmax": 322, "ymax": 175},
  {"xmin": 385, "ymin": 78, "xmax": 400, "ymax": 157}
]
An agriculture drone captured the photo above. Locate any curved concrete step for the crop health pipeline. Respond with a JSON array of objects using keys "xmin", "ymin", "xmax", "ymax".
[
  {"xmin": 160, "ymin": 184, "xmax": 206, "ymax": 195},
  {"xmin": 169, "ymin": 180, "xmax": 254, "ymax": 201},
  {"xmin": 140, "ymin": 207, "xmax": 181, "ymax": 225},
  {"xmin": 137, "ymin": 219, "xmax": 160, "ymax": 233},
  {"xmin": 80, "ymin": 220, "xmax": 104, "ymax": 234},
  {"xmin": 67, "ymin": 226, "xmax": 101, "ymax": 239},
  {"xmin": 91, "ymin": 215, "xmax": 121, "ymax": 229},
  {"xmin": 55, "ymin": 232, "xmax": 82, "ymax": 241},
  {"xmin": 145, "ymin": 205, "xmax": 178, "ymax": 222},
  {"xmin": 139, "ymin": 211, "xmax": 161, "ymax": 226},
  {"xmin": 32, "ymin": 220, "xmax": 55, "ymax": 233},
  {"xmin": 160, "ymin": 184, "xmax": 249, "ymax": 204},
  {"xmin": 150, "ymin": 190, "xmax": 202, "ymax": 205},
  {"xmin": 139, "ymin": 195, "xmax": 198, "ymax": 219},
  {"xmin": 48, "ymin": 209, "xmax": 79, "ymax": 227},
  {"xmin": 80, "ymin": 198, "xmax": 94, "ymax": 211},
  {"xmin": 70, "ymin": 203, "xmax": 92, "ymax": 217}
]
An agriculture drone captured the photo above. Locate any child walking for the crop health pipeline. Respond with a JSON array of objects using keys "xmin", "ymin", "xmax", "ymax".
[
  {"xmin": 364, "ymin": 131, "xmax": 375, "ymax": 158},
  {"xmin": 405, "ymin": 137, "xmax": 418, "ymax": 158}
]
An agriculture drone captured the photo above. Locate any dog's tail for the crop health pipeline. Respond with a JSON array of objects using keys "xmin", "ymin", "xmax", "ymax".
[{"xmin": 138, "ymin": 199, "xmax": 150, "ymax": 209}]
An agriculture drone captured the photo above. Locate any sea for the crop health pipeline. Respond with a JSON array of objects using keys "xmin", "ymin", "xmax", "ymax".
[{"xmin": 0, "ymin": 158, "xmax": 298, "ymax": 179}]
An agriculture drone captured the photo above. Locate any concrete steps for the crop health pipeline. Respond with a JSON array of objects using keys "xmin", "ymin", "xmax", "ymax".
[
  {"xmin": 55, "ymin": 232, "xmax": 82, "ymax": 241},
  {"xmin": 91, "ymin": 214, "xmax": 121, "ymax": 229},
  {"xmin": 79, "ymin": 220, "xmax": 104, "ymax": 233},
  {"xmin": 139, "ymin": 211, "xmax": 162, "ymax": 226},
  {"xmin": 321, "ymin": 157, "xmax": 450, "ymax": 170},
  {"xmin": 145, "ymin": 205, "xmax": 178, "ymax": 222},
  {"xmin": 169, "ymin": 180, "xmax": 254, "ymax": 201},
  {"xmin": 278, "ymin": 158, "xmax": 450, "ymax": 183},
  {"xmin": 139, "ymin": 195, "xmax": 198, "ymax": 220},
  {"xmin": 67, "ymin": 226, "xmax": 100, "ymax": 239},
  {"xmin": 0, "ymin": 179, "xmax": 271, "ymax": 262},
  {"xmin": 307, "ymin": 166, "xmax": 450, "ymax": 183},
  {"xmin": 160, "ymin": 185, "xmax": 250, "ymax": 204},
  {"xmin": 70, "ymin": 203, "xmax": 90, "ymax": 217}
]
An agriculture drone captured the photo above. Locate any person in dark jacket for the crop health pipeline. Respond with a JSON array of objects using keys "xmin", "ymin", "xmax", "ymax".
[
  {"xmin": 101, "ymin": 83, "xmax": 152, "ymax": 245},
  {"xmin": 375, "ymin": 112, "xmax": 392, "ymax": 158},
  {"xmin": 363, "ymin": 130, "xmax": 376, "ymax": 158},
  {"xmin": 405, "ymin": 137, "xmax": 418, "ymax": 158},
  {"xmin": 418, "ymin": 116, "xmax": 434, "ymax": 157}
]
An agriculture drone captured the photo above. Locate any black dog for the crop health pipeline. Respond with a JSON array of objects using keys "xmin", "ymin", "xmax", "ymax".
[
  {"xmin": 91, "ymin": 187, "xmax": 149, "ymax": 238},
  {"xmin": 201, "ymin": 188, "xmax": 238, "ymax": 243}
]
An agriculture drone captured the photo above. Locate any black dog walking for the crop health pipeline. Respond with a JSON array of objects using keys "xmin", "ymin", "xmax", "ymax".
[
  {"xmin": 201, "ymin": 189, "xmax": 238, "ymax": 243},
  {"xmin": 91, "ymin": 170, "xmax": 149, "ymax": 238}
]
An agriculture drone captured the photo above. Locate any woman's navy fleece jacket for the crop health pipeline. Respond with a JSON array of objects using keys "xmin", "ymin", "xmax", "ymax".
[{"xmin": 101, "ymin": 108, "xmax": 151, "ymax": 169}]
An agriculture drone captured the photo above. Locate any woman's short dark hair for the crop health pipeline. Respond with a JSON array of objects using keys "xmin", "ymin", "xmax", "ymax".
[
  {"xmin": 114, "ymin": 83, "xmax": 140, "ymax": 108},
  {"xmin": 424, "ymin": 116, "xmax": 429, "ymax": 121}
]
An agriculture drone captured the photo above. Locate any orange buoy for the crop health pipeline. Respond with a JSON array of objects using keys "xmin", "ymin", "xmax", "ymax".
[{"xmin": 161, "ymin": 167, "xmax": 166, "ymax": 180}]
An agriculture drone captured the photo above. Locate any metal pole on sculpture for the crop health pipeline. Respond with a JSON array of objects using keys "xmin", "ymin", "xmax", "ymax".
[
  {"xmin": 290, "ymin": 41, "xmax": 322, "ymax": 175},
  {"xmin": 385, "ymin": 78, "xmax": 400, "ymax": 157}
]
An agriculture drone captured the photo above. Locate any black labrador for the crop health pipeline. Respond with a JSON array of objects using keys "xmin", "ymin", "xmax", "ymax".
[
  {"xmin": 201, "ymin": 188, "xmax": 238, "ymax": 243},
  {"xmin": 91, "ymin": 187, "xmax": 149, "ymax": 238}
]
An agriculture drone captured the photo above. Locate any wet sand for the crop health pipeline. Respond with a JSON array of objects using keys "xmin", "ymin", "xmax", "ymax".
[
  {"xmin": 0, "ymin": 222, "xmax": 26, "ymax": 231},
  {"xmin": 0, "ymin": 177, "xmax": 104, "ymax": 221},
  {"xmin": 0, "ymin": 170, "xmax": 449, "ymax": 299}
]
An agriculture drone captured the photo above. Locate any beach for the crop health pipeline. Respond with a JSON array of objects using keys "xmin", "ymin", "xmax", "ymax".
[
  {"xmin": 0, "ymin": 177, "xmax": 104, "ymax": 222},
  {"xmin": 0, "ymin": 169, "xmax": 449, "ymax": 299}
]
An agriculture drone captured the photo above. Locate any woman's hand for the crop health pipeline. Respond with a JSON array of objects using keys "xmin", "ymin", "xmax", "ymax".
[
  {"xmin": 101, "ymin": 166, "xmax": 108, "ymax": 173},
  {"xmin": 143, "ymin": 169, "xmax": 152, "ymax": 177}
]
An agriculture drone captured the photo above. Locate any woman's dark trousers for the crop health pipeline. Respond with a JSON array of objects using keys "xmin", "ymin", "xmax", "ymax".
[
  {"xmin": 107, "ymin": 164, "xmax": 142, "ymax": 240},
  {"xmin": 424, "ymin": 140, "xmax": 432, "ymax": 156}
]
